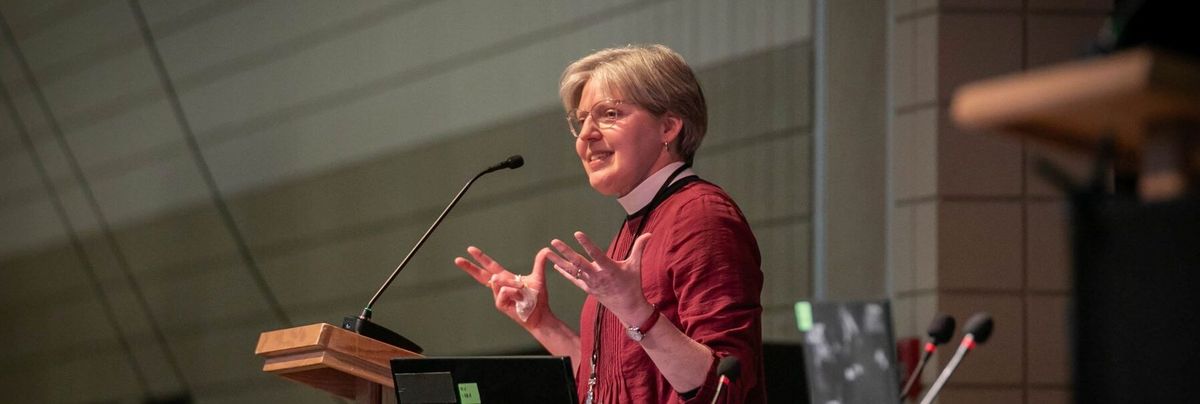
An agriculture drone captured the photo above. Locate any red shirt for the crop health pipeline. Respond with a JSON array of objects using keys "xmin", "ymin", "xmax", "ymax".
[{"xmin": 577, "ymin": 180, "xmax": 766, "ymax": 403}]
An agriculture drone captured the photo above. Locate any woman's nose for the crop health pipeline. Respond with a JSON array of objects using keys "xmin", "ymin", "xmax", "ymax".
[{"xmin": 578, "ymin": 123, "xmax": 603, "ymax": 141}]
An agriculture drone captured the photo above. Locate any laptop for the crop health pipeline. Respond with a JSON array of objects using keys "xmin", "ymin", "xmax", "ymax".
[
  {"xmin": 797, "ymin": 300, "xmax": 900, "ymax": 404},
  {"xmin": 390, "ymin": 356, "xmax": 577, "ymax": 404}
]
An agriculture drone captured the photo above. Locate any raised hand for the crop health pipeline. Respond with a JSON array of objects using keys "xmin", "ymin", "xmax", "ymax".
[
  {"xmin": 547, "ymin": 231, "xmax": 654, "ymax": 322},
  {"xmin": 454, "ymin": 246, "xmax": 554, "ymax": 329}
]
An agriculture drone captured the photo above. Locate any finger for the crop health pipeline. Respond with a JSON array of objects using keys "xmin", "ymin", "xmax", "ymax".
[
  {"xmin": 495, "ymin": 286, "xmax": 522, "ymax": 309},
  {"xmin": 550, "ymin": 239, "xmax": 593, "ymax": 274},
  {"xmin": 489, "ymin": 273, "xmax": 524, "ymax": 290},
  {"xmin": 467, "ymin": 246, "xmax": 505, "ymax": 274},
  {"xmin": 627, "ymin": 233, "xmax": 653, "ymax": 267},
  {"xmin": 550, "ymin": 260, "xmax": 590, "ymax": 291},
  {"xmin": 544, "ymin": 252, "xmax": 577, "ymax": 277},
  {"xmin": 454, "ymin": 256, "xmax": 491, "ymax": 285},
  {"xmin": 573, "ymin": 231, "xmax": 614, "ymax": 266},
  {"xmin": 531, "ymin": 248, "xmax": 553, "ymax": 281}
]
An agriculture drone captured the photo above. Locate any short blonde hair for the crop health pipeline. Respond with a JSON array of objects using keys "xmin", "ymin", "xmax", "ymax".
[{"xmin": 559, "ymin": 44, "xmax": 707, "ymax": 162}]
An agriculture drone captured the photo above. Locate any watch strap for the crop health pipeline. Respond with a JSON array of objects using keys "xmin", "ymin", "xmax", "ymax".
[{"xmin": 633, "ymin": 305, "xmax": 660, "ymax": 335}]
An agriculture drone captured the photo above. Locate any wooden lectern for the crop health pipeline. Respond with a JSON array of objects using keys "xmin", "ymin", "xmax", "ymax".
[
  {"xmin": 951, "ymin": 47, "xmax": 1200, "ymax": 200},
  {"xmin": 256, "ymin": 323, "xmax": 421, "ymax": 404},
  {"xmin": 951, "ymin": 47, "xmax": 1200, "ymax": 403}
]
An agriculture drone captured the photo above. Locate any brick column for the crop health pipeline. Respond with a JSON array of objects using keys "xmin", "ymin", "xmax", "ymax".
[{"xmin": 888, "ymin": 0, "xmax": 1111, "ymax": 402}]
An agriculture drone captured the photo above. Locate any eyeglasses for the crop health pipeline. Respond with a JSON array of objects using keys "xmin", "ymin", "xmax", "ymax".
[{"xmin": 566, "ymin": 99, "xmax": 637, "ymax": 138}]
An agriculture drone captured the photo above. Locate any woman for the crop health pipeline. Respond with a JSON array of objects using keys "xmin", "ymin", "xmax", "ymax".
[{"xmin": 454, "ymin": 44, "xmax": 765, "ymax": 404}]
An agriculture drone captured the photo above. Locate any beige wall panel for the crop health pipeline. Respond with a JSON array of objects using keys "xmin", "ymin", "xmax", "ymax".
[
  {"xmin": 936, "ymin": 13, "xmax": 1022, "ymax": 102},
  {"xmin": 0, "ymin": 196, "xmax": 68, "ymax": 257},
  {"xmin": 1025, "ymin": 141, "xmax": 1090, "ymax": 198},
  {"xmin": 763, "ymin": 305, "xmax": 804, "ymax": 343},
  {"xmin": 0, "ymin": 243, "xmax": 86, "ymax": 303},
  {"xmin": 936, "ymin": 293, "xmax": 1023, "ymax": 385},
  {"xmin": 1, "ymin": 290, "xmax": 126, "ymax": 360},
  {"xmin": 0, "ymin": 104, "xmax": 24, "ymax": 160},
  {"xmin": 52, "ymin": 181, "xmax": 105, "ymax": 236},
  {"xmin": 145, "ymin": 0, "xmax": 403, "ymax": 75},
  {"xmin": 0, "ymin": 96, "xmax": 35, "ymax": 168},
  {"xmin": 108, "ymin": 207, "xmax": 238, "ymax": 273},
  {"xmin": 892, "ymin": 111, "xmax": 920, "ymax": 199},
  {"xmin": 758, "ymin": 222, "xmax": 811, "ymax": 308},
  {"xmin": 181, "ymin": 0, "xmax": 810, "ymax": 198},
  {"xmin": 1026, "ymin": 294, "xmax": 1069, "ymax": 386},
  {"xmin": 890, "ymin": 294, "xmax": 917, "ymax": 339},
  {"xmin": 167, "ymin": 319, "xmax": 286, "ymax": 392},
  {"xmin": 937, "ymin": 387, "xmax": 1024, "ymax": 403},
  {"xmin": 369, "ymin": 281, "xmax": 571, "ymax": 354},
  {"xmin": 891, "ymin": 205, "xmax": 916, "ymax": 293},
  {"xmin": 195, "ymin": 380, "xmax": 331, "ymax": 404},
  {"xmin": 893, "ymin": 18, "xmax": 916, "ymax": 107},
  {"xmin": 1026, "ymin": 14, "xmax": 1109, "ymax": 68},
  {"xmin": 939, "ymin": 0, "xmax": 1022, "ymax": 10},
  {"xmin": 936, "ymin": 200, "xmax": 1023, "ymax": 291},
  {"xmin": 140, "ymin": 262, "xmax": 281, "ymax": 334},
  {"xmin": 9, "ymin": 2, "xmax": 134, "ymax": 67},
  {"xmin": 87, "ymin": 153, "xmax": 213, "ymax": 231},
  {"xmin": 1028, "ymin": 0, "xmax": 1111, "ymax": 11},
  {"xmin": 0, "ymin": 347, "xmax": 142, "ymax": 403},
  {"xmin": 913, "ymin": 15, "xmax": 938, "ymax": 104},
  {"xmin": 40, "ymin": 51, "xmax": 164, "ymax": 127},
  {"xmin": 1028, "ymin": 388, "xmax": 1071, "ymax": 404},
  {"xmin": 913, "ymin": 201, "xmax": 938, "ymax": 290},
  {"xmin": 59, "ymin": 99, "xmax": 183, "ymax": 170},
  {"xmin": 937, "ymin": 106, "xmax": 1022, "ymax": 197},
  {"xmin": 1026, "ymin": 200, "xmax": 1070, "ymax": 291}
]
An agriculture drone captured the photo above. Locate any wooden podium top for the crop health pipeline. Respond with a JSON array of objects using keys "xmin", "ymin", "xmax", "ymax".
[
  {"xmin": 255, "ymin": 323, "xmax": 420, "ymax": 399},
  {"xmin": 951, "ymin": 48, "xmax": 1200, "ymax": 153}
]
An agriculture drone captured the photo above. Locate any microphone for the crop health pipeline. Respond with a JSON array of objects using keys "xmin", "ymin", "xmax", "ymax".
[
  {"xmin": 918, "ymin": 312, "xmax": 994, "ymax": 404},
  {"xmin": 483, "ymin": 155, "xmax": 524, "ymax": 173},
  {"xmin": 710, "ymin": 356, "xmax": 741, "ymax": 404},
  {"xmin": 900, "ymin": 314, "xmax": 956, "ymax": 399},
  {"xmin": 342, "ymin": 155, "xmax": 525, "ymax": 353}
]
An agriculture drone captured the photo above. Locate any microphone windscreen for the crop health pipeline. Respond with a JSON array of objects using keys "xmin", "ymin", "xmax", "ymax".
[
  {"xmin": 716, "ymin": 356, "xmax": 741, "ymax": 381},
  {"xmin": 927, "ymin": 313, "xmax": 956, "ymax": 345},
  {"xmin": 963, "ymin": 312, "xmax": 994, "ymax": 344},
  {"xmin": 506, "ymin": 155, "xmax": 524, "ymax": 169}
]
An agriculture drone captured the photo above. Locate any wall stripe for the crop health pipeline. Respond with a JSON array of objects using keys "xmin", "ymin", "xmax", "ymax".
[
  {"xmin": 0, "ymin": 10, "xmax": 190, "ymax": 396},
  {"xmin": 128, "ymin": 0, "xmax": 292, "ymax": 329},
  {"xmin": 0, "ymin": 76, "xmax": 151, "ymax": 396}
]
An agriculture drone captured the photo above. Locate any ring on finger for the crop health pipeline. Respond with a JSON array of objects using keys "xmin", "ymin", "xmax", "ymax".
[{"xmin": 574, "ymin": 268, "xmax": 583, "ymax": 279}]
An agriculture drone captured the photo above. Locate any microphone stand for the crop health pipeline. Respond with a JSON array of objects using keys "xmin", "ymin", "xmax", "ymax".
[
  {"xmin": 899, "ymin": 345, "xmax": 934, "ymax": 399},
  {"xmin": 342, "ymin": 157, "xmax": 522, "ymax": 353},
  {"xmin": 918, "ymin": 335, "xmax": 976, "ymax": 404}
]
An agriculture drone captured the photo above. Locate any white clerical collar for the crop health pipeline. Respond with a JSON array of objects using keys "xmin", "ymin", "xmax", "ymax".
[{"xmin": 617, "ymin": 161, "xmax": 695, "ymax": 215}]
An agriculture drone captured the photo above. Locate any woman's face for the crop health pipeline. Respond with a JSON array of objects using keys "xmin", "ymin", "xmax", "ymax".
[{"xmin": 574, "ymin": 79, "xmax": 678, "ymax": 197}]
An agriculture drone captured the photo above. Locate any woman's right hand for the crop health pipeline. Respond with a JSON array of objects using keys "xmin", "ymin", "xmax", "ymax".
[{"xmin": 454, "ymin": 246, "xmax": 555, "ymax": 329}]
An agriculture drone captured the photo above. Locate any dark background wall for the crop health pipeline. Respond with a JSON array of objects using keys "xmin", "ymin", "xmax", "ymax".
[{"xmin": 0, "ymin": 1, "xmax": 815, "ymax": 402}]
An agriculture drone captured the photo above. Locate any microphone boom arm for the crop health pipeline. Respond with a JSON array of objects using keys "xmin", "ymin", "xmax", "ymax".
[
  {"xmin": 360, "ymin": 169, "xmax": 488, "ymax": 319},
  {"xmin": 343, "ymin": 155, "xmax": 523, "ymax": 353}
]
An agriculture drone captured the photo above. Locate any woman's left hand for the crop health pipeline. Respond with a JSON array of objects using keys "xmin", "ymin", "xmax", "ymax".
[{"xmin": 547, "ymin": 231, "xmax": 653, "ymax": 322}]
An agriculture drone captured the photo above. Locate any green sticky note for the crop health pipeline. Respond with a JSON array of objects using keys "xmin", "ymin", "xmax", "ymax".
[
  {"xmin": 458, "ymin": 383, "xmax": 481, "ymax": 404},
  {"xmin": 794, "ymin": 301, "xmax": 813, "ymax": 332}
]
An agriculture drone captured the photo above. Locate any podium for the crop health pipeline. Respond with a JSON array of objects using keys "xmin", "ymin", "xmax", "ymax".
[
  {"xmin": 256, "ymin": 323, "xmax": 421, "ymax": 404},
  {"xmin": 951, "ymin": 48, "xmax": 1200, "ymax": 403},
  {"xmin": 952, "ymin": 47, "xmax": 1200, "ymax": 200}
]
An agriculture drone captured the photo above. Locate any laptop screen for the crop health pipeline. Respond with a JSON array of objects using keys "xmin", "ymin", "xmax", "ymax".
[
  {"xmin": 799, "ymin": 300, "xmax": 900, "ymax": 404},
  {"xmin": 391, "ymin": 356, "xmax": 577, "ymax": 404}
]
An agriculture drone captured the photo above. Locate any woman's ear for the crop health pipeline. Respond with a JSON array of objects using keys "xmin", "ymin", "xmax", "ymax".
[{"xmin": 660, "ymin": 113, "xmax": 683, "ymax": 145}]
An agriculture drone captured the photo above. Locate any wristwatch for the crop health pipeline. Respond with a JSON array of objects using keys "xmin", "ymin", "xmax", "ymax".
[{"xmin": 626, "ymin": 305, "xmax": 660, "ymax": 342}]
